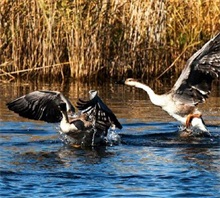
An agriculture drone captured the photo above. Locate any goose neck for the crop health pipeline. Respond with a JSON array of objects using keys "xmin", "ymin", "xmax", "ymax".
[
  {"xmin": 135, "ymin": 82, "xmax": 162, "ymax": 106},
  {"xmin": 61, "ymin": 111, "xmax": 69, "ymax": 124}
]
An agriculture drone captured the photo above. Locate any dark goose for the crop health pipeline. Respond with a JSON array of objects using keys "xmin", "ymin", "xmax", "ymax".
[{"xmin": 7, "ymin": 90, "xmax": 122, "ymax": 147}]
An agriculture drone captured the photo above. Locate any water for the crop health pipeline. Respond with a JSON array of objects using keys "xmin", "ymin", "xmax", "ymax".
[{"xmin": 0, "ymin": 81, "xmax": 220, "ymax": 197}]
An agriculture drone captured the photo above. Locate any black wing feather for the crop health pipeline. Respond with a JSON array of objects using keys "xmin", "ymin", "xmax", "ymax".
[
  {"xmin": 77, "ymin": 92, "xmax": 122, "ymax": 129},
  {"xmin": 172, "ymin": 32, "xmax": 220, "ymax": 105},
  {"xmin": 6, "ymin": 91, "xmax": 74, "ymax": 123}
]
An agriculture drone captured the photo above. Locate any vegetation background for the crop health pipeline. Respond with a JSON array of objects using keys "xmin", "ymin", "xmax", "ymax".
[{"xmin": 0, "ymin": 0, "xmax": 219, "ymax": 82}]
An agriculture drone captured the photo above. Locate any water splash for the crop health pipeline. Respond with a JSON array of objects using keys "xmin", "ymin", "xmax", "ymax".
[
  {"xmin": 106, "ymin": 127, "xmax": 121, "ymax": 146},
  {"xmin": 178, "ymin": 125, "xmax": 212, "ymax": 138},
  {"xmin": 58, "ymin": 125, "xmax": 121, "ymax": 148}
]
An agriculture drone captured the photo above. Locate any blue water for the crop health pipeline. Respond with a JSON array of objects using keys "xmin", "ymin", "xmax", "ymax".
[
  {"xmin": 1, "ymin": 81, "xmax": 220, "ymax": 197},
  {"xmin": 1, "ymin": 121, "xmax": 220, "ymax": 197}
]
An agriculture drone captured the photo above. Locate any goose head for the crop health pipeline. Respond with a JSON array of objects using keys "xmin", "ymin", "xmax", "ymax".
[{"xmin": 116, "ymin": 78, "xmax": 139, "ymax": 87}]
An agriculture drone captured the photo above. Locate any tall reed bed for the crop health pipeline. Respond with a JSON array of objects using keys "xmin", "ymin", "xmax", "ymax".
[{"xmin": 0, "ymin": 0, "xmax": 219, "ymax": 82}]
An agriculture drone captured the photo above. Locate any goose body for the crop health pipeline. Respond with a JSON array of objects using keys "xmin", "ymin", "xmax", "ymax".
[
  {"xmin": 118, "ymin": 32, "xmax": 220, "ymax": 135},
  {"xmin": 7, "ymin": 90, "xmax": 122, "ymax": 146}
]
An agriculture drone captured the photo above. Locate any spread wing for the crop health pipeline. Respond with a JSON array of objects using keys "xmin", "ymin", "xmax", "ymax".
[
  {"xmin": 76, "ymin": 90, "xmax": 122, "ymax": 130},
  {"xmin": 6, "ymin": 90, "xmax": 75, "ymax": 123},
  {"xmin": 171, "ymin": 32, "xmax": 220, "ymax": 105}
]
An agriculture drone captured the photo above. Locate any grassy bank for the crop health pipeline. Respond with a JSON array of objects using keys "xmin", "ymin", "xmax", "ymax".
[{"xmin": 0, "ymin": 0, "xmax": 219, "ymax": 82}]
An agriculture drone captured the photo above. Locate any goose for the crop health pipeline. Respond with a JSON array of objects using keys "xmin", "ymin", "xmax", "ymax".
[
  {"xmin": 117, "ymin": 32, "xmax": 220, "ymax": 136},
  {"xmin": 6, "ymin": 90, "xmax": 122, "ymax": 147}
]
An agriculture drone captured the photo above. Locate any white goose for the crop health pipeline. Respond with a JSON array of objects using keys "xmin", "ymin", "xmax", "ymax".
[
  {"xmin": 117, "ymin": 33, "xmax": 220, "ymax": 135},
  {"xmin": 7, "ymin": 90, "xmax": 122, "ymax": 146}
]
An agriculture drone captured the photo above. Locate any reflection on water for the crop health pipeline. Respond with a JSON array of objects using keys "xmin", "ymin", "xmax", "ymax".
[{"xmin": 0, "ymin": 80, "xmax": 220, "ymax": 197}]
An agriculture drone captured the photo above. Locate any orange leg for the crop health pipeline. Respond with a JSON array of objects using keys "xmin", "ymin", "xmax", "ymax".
[{"xmin": 185, "ymin": 113, "xmax": 202, "ymax": 128}]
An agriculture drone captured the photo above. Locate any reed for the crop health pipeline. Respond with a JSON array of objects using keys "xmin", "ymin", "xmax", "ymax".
[{"xmin": 0, "ymin": 0, "xmax": 219, "ymax": 82}]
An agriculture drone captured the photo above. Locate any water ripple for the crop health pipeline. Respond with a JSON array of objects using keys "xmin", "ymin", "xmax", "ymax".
[{"xmin": 1, "ymin": 121, "xmax": 220, "ymax": 197}]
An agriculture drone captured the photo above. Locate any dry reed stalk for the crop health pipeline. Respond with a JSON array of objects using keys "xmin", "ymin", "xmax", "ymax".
[
  {"xmin": 165, "ymin": 0, "xmax": 220, "ymax": 77},
  {"xmin": 0, "ymin": 0, "xmax": 219, "ymax": 82}
]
